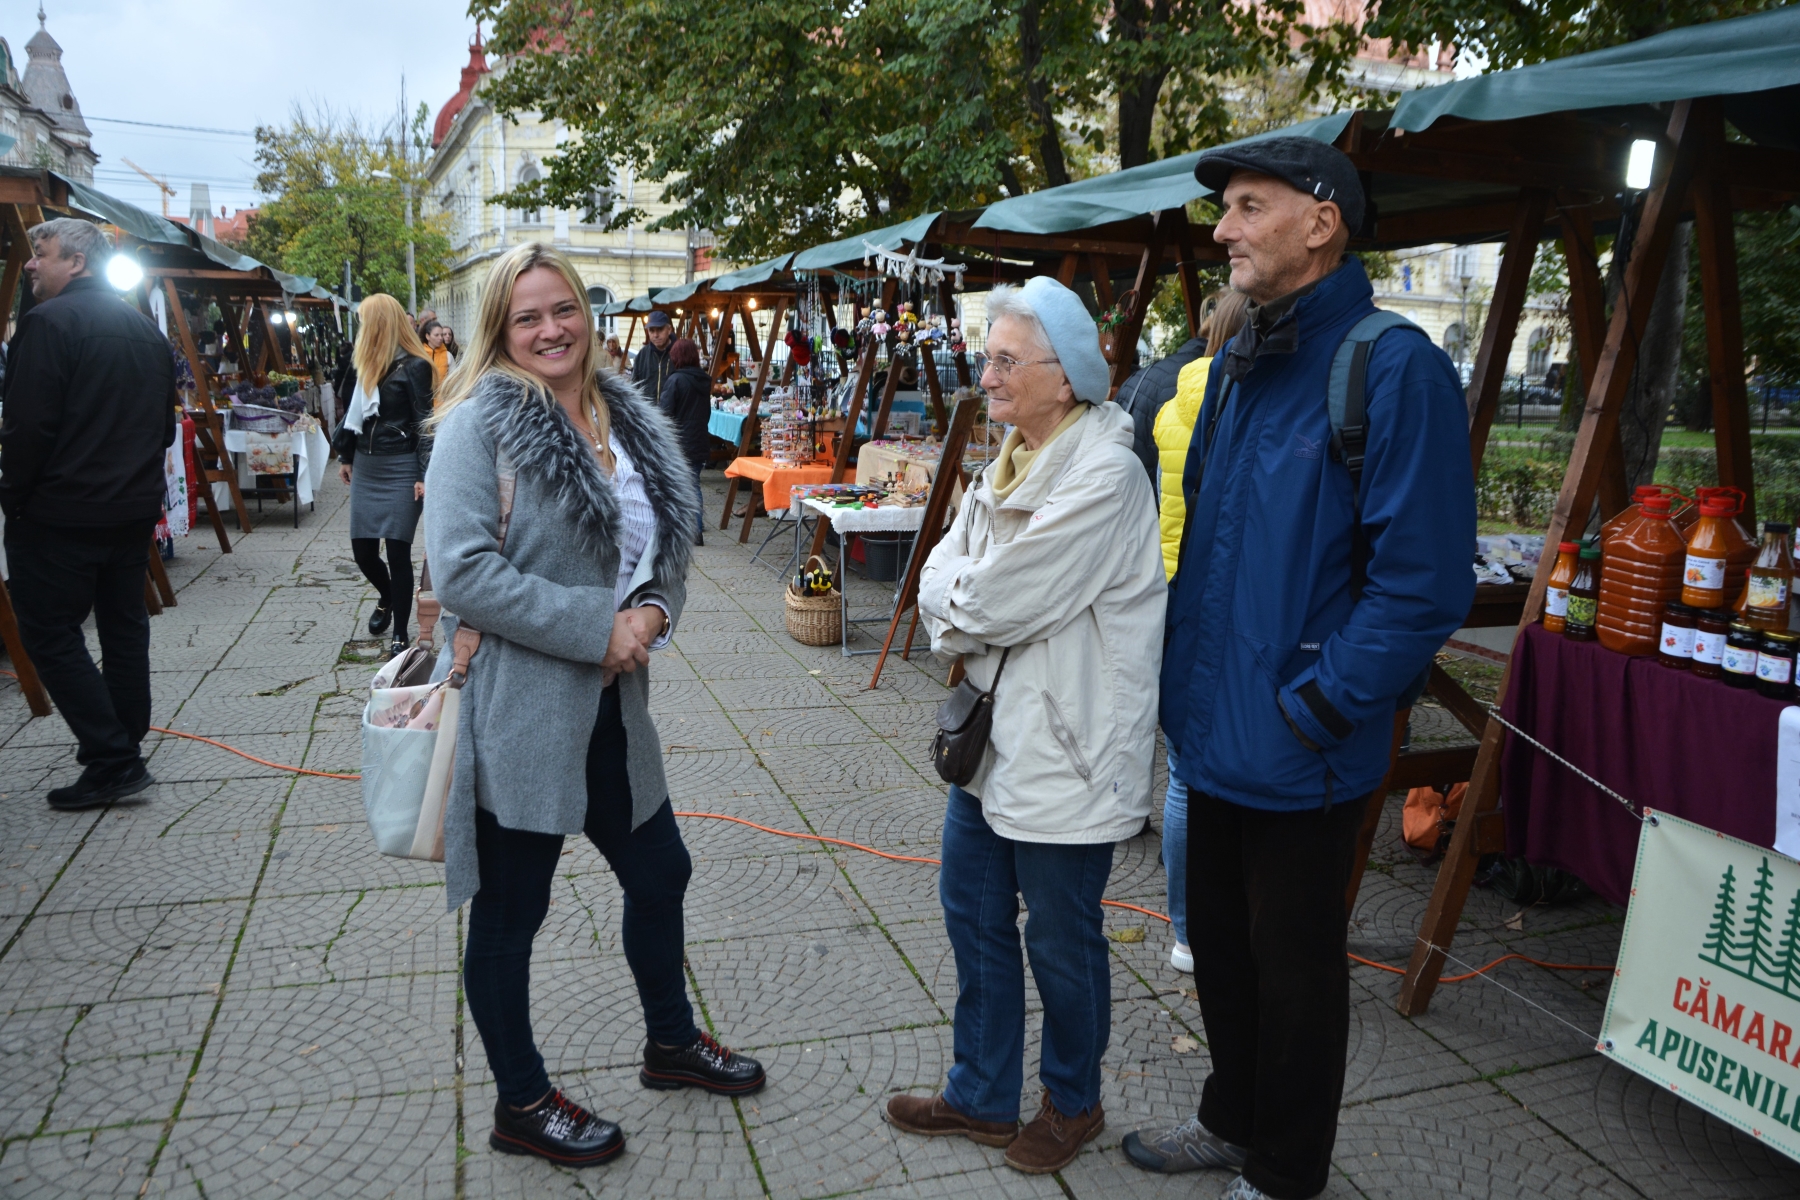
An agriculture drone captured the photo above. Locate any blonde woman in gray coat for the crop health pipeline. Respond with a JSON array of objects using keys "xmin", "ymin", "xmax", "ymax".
[{"xmin": 424, "ymin": 243, "xmax": 764, "ymax": 1170}]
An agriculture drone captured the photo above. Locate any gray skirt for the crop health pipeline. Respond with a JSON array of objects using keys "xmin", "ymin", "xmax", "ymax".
[{"xmin": 349, "ymin": 452, "xmax": 423, "ymax": 542}]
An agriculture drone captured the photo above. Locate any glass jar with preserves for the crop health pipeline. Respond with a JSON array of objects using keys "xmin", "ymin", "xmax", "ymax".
[
  {"xmin": 1758, "ymin": 632, "xmax": 1799, "ymax": 700},
  {"xmin": 1543, "ymin": 540, "xmax": 1580, "ymax": 634},
  {"xmin": 1657, "ymin": 603, "xmax": 1697, "ymax": 668},
  {"xmin": 1691, "ymin": 610, "xmax": 1730, "ymax": 679},
  {"xmin": 1723, "ymin": 622, "xmax": 1761, "ymax": 688}
]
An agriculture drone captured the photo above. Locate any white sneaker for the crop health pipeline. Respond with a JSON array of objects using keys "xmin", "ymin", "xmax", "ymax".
[{"xmin": 1170, "ymin": 943, "xmax": 1194, "ymax": 973}]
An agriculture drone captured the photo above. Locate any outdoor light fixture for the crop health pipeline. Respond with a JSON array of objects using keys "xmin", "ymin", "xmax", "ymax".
[
  {"xmin": 1626, "ymin": 139, "xmax": 1657, "ymax": 190},
  {"xmin": 286, "ymin": 310, "xmax": 298, "ymax": 323},
  {"xmin": 710, "ymin": 308, "xmax": 720, "ymax": 318},
  {"xmin": 104, "ymin": 253, "xmax": 143, "ymax": 291},
  {"xmin": 747, "ymin": 298, "xmax": 758, "ymax": 310},
  {"xmin": 269, "ymin": 311, "xmax": 285, "ymax": 325}
]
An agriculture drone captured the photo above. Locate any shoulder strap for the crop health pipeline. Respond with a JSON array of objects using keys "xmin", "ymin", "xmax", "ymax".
[
  {"xmin": 428, "ymin": 448, "xmax": 518, "ymax": 671},
  {"xmin": 1328, "ymin": 310, "xmax": 1420, "ymax": 597}
]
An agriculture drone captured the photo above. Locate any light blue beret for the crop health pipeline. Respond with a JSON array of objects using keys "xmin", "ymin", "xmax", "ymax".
[{"xmin": 1021, "ymin": 276, "xmax": 1111, "ymax": 404}]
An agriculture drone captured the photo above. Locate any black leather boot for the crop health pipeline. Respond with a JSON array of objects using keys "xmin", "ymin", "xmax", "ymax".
[
  {"xmin": 488, "ymin": 1090, "xmax": 623, "ymax": 1166},
  {"xmin": 368, "ymin": 602, "xmax": 392, "ymax": 636},
  {"xmin": 641, "ymin": 1032, "xmax": 766, "ymax": 1095}
]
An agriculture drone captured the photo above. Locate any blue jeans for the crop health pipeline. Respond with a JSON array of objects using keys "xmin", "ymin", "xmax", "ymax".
[
  {"xmin": 1164, "ymin": 745, "xmax": 1189, "ymax": 947},
  {"xmin": 693, "ymin": 463, "xmax": 707, "ymax": 536},
  {"xmin": 939, "ymin": 785, "xmax": 1115, "ymax": 1121},
  {"xmin": 464, "ymin": 685, "xmax": 699, "ymax": 1106}
]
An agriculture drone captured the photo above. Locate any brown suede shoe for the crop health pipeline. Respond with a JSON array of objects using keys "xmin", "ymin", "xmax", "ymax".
[
  {"xmin": 885, "ymin": 1092, "xmax": 1018, "ymax": 1147},
  {"xmin": 1003, "ymin": 1090, "xmax": 1104, "ymax": 1174}
]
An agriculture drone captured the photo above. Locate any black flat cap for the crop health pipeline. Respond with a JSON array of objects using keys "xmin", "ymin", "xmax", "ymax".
[
  {"xmin": 645, "ymin": 310, "xmax": 672, "ymax": 328},
  {"xmin": 1194, "ymin": 136, "xmax": 1366, "ymax": 234}
]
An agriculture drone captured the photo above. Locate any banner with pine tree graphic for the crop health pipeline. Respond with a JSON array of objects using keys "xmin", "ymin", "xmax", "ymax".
[{"xmin": 1601, "ymin": 811, "xmax": 1800, "ymax": 1164}]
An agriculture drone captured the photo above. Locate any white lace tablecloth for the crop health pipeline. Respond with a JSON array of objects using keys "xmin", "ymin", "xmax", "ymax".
[{"xmin": 221, "ymin": 416, "xmax": 331, "ymax": 505}]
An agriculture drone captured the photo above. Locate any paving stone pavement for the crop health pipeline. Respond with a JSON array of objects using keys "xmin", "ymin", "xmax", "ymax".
[{"xmin": 4, "ymin": 471, "xmax": 1799, "ymax": 1199}]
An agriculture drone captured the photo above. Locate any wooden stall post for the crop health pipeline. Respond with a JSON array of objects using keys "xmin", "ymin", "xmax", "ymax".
[
  {"xmin": 806, "ymin": 337, "xmax": 881, "ymax": 561},
  {"xmin": 1398, "ymin": 99, "xmax": 1707, "ymax": 1017},
  {"xmin": 868, "ymin": 388, "xmax": 984, "ymax": 688},
  {"xmin": 1105, "ymin": 213, "xmax": 1167, "ymax": 399},
  {"xmin": 0, "ymin": 577, "xmax": 53, "ymax": 717},
  {"xmin": 1558, "ymin": 199, "xmax": 1632, "ymax": 519},
  {"xmin": 868, "ymin": 340, "xmax": 907, "ymax": 442},
  {"xmin": 706, "ymin": 296, "xmax": 739, "ymax": 378},
  {"xmin": 1693, "ymin": 108, "xmax": 1757, "ymax": 527},
  {"xmin": 162, "ymin": 278, "xmax": 244, "ymax": 548},
  {"xmin": 721, "ymin": 299, "xmax": 786, "ymax": 531},
  {"xmin": 146, "ymin": 535, "xmax": 177, "ymax": 608},
  {"xmin": 0, "ymin": 205, "xmax": 27, "ymax": 321},
  {"xmin": 918, "ymin": 338, "xmax": 949, "ymax": 435},
  {"xmin": 1465, "ymin": 189, "xmax": 1550, "ymax": 470}
]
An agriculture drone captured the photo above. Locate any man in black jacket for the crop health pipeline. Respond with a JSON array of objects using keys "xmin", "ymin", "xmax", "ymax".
[
  {"xmin": 1, "ymin": 218, "xmax": 176, "ymax": 810},
  {"xmin": 631, "ymin": 309, "xmax": 674, "ymax": 404},
  {"xmin": 1112, "ymin": 334, "xmax": 1208, "ymax": 480}
]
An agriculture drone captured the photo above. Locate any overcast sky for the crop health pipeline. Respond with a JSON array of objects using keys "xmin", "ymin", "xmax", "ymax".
[{"xmin": 17, "ymin": 1, "xmax": 482, "ymax": 218}]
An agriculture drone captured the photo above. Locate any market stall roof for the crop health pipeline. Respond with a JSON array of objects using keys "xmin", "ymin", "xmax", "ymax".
[
  {"xmin": 54, "ymin": 171, "xmax": 319, "ymax": 294},
  {"xmin": 790, "ymin": 212, "xmax": 942, "ymax": 271},
  {"xmin": 970, "ymin": 113, "xmax": 1350, "ymax": 236},
  {"xmin": 1390, "ymin": 4, "xmax": 1800, "ymax": 147},
  {"xmin": 705, "ymin": 253, "xmax": 795, "ymax": 292}
]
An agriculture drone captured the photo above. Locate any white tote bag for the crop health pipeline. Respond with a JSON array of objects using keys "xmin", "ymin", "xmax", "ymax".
[{"xmin": 360, "ymin": 456, "xmax": 515, "ymax": 862}]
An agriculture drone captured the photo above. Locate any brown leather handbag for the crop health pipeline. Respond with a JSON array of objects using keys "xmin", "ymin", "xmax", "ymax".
[{"xmin": 931, "ymin": 647, "xmax": 1011, "ymax": 787}]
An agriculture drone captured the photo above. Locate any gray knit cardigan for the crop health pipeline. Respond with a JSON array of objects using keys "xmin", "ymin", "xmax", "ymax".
[{"xmin": 423, "ymin": 368, "xmax": 697, "ymax": 910}]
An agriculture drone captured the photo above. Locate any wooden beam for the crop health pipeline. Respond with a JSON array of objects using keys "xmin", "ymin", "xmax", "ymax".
[
  {"xmin": 1105, "ymin": 212, "xmax": 1167, "ymax": 398},
  {"xmin": 738, "ymin": 305, "xmax": 763, "ymax": 362},
  {"xmin": 0, "ymin": 576, "xmax": 53, "ymax": 717},
  {"xmin": 868, "ymin": 387, "xmax": 984, "ymax": 688},
  {"xmin": 1559, "ymin": 199, "xmax": 1630, "ymax": 520},
  {"xmin": 918, "ymin": 337, "xmax": 949, "ymax": 435},
  {"xmin": 0, "ymin": 205, "xmax": 29, "ymax": 326},
  {"xmin": 146, "ymin": 536, "xmax": 177, "ymax": 608},
  {"xmin": 706, "ymin": 296, "xmax": 738, "ymax": 378},
  {"xmin": 1695, "ymin": 113, "xmax": 1756, "ymax": 531},
  {"xmin": 1169, "ymin": 205, "xmax": 1205, "ymax": 341},
  {"xmin": 720, "ymin": 300, "xmax": 787, "ymax": 531},
  {"xmin": 1466, "ymin": 189, "xmax": 1550, "ymax": 472},
  {"xmin": 1088, "ymin": 254, "xmax": 1116, "ymax": 310},
  {"xmin": 1055, "ymin": 253, "xmax": 1079, "ymax": 286},
  {"xmin": 0, "ymin": 176, "xmax": 53, "ymax": 206},
  {"xmin": 1399, "ymin": 98, "xmax": 1706, "ymax": 1019},
  {"xmin": 869, "ymin": 342, "xmax": 907, "ymax": 444}
]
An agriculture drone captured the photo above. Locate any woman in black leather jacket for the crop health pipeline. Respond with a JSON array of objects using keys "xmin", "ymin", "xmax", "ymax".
[{"xmin": 335, "ymin": 294, "xmax": 435, "ymax": 654}]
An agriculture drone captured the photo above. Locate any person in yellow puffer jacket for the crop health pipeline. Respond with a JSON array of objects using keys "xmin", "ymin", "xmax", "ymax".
[
  {"xmin": 1153, "ymin": 289, "xmax": 1251, "ymax": 580},
  {"xmin": 1148, "ymin": 287, "xmax": 1249, "ymax": 975}
]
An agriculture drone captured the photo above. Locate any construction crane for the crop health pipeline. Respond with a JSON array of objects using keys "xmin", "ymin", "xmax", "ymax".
[{"xmin": 121, "ymin": 157, "xmax": 177, "ymax": 218}]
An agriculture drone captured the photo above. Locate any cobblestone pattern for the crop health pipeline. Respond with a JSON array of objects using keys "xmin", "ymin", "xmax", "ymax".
[{"xmin": 3, "ymin": 473, "xmax": 1798, "ymax": 1198}]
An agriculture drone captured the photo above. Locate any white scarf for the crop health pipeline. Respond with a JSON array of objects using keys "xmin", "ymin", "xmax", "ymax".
[{"xmin": 340, "ymin": 378, "xmax": 383, "ymax": 434}]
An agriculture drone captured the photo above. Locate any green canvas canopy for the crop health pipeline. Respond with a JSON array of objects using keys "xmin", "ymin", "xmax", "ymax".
[
  {"xmin": 970, "ymin": 113, "xmax": 1351, "ymax": 235},
  {"xmin": 1391, "ymin": 6, "xmax": 1800, "ymax": 149},
  {"xmin": 789, "ymin": 212, "xmax": 942, "ymax": 272},
  {"xmin": 705, "ymin": 253, "xmax": 794, "ymax": 292}
]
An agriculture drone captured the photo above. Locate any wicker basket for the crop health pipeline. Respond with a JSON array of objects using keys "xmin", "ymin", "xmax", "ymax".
[{"xmin": 784, "ymin": 582, "xmax": 842, "ymax": 646}]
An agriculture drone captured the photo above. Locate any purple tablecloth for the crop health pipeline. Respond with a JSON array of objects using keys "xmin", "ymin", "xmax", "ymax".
[{"xmin": 1501, "ymin": 621, "xmax": 1789, "ymax": 906}]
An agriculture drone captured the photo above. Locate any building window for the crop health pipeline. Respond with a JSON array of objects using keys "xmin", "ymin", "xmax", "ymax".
[
  {"xmin": 1526, "ymin": 326, "xmax": 1552, "ymax": 377},
  {"xmin": 517, "ymin": 159, "xmax": 543, "ymax": 225},
  {"xmin": 1442, "ymin": 321, "xmax": 1468, "ymax": 363},
  {"xmin": 587, "ymin": 286, "xmax": 615, "ymax": 334}
]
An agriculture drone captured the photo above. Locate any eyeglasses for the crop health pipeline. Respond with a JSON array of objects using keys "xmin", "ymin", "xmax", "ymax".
[{"xmin": 983, "ymin": 353, "xmax": 1060, "ymax": 381}]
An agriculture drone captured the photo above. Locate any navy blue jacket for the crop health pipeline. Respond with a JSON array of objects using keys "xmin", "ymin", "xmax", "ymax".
[{"xmin": 1160, "ymin": 258, "xmax": 1475, "ymax": 810}]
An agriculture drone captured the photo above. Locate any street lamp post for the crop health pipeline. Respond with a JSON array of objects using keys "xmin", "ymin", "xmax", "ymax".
[{"xmin": 371, "ymin": 168, "xmax": 417, "ymax": 314}]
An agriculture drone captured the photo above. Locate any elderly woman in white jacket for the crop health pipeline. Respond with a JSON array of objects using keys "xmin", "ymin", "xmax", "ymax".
[{"xmin": 885, "ymin": 277, "xmax": 1165, "ymax": 1174}]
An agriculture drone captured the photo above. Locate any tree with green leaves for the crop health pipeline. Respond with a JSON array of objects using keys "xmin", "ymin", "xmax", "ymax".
[
  {"xmin": 245, "ymin": 103, "xmax": 453, "ymax": 307},
  {"xmin": 470, "ymin": 0, "xmax": 1364, "ymax": 263}
]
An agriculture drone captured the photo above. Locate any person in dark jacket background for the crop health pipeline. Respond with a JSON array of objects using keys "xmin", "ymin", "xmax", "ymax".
[
  {"xmin": 631, "ymin": 310, "xmax": 674, "ymax": 406},
  {"xmin": 0, "ymin": 217, "xmax": 176, "ymax": 811},
  {"xmin": 335, "ymin": 293, "xmax": 435, "ymax": 656},
  {"xmin": 657, "ymin": 337, "xmax": 712, "ymax": 545},
  {"xmin": 1112, "ymin": 332, "xmax": 1207, "ymax": 480},
  {"xmin": 1123, "ymin": 141, "xmax": 1474, "ymax": 1200}
]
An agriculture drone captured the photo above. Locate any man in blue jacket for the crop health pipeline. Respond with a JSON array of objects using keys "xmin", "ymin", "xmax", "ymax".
[{"xmin": 1121, "ymin": 141, "xmax": 1475, "ymax": 1199}]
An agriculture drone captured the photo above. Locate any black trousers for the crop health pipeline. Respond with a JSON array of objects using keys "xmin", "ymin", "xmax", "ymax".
[
  {"xmin": 1187, "ymin": 788, "xmax": 1370, "ymax": 1200},
  {"xmin": 350, "ymin": 538, "xmax": 412, "ymax": 638},
  {"xmin": 463, "ymin": 685, "xmax": 699, "ymax": 1106},
  {"xmin": 4, "ymin": 521, "xmax": 153, "ymax": 777}
]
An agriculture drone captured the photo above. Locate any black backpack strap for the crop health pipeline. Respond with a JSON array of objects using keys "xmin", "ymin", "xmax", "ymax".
[{"xmin": 1327, "ymin": 310, "xmax": 1420, "ymax": 598}]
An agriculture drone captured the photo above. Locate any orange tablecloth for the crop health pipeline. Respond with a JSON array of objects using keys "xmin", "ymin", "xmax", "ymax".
[{"xmin": 724, "ymin": 455, "xmax": 835, "ymax": 511}]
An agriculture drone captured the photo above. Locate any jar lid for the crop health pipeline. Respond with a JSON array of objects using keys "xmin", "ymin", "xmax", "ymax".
[
  {"xmin": 1765, "ymin": 632, "xmax": 1800, "ymax": 647},
  {"xmin": 1663, "ymin": 602, "xmax": 1694, "ymax": 618},
  {"xmin": 1579, "ymin": 544, "xmax": 1601, "ymax": 560},
  {"xmin": 1697, "ymin": 609, "xmax": 1733, "ymax": 626},
  {"xmin": 1730, "ymin": 621, "xmax": 1759, "ymax": 634}
]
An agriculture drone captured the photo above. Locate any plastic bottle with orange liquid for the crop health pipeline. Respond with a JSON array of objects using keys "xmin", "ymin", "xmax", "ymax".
[{"xmin": 1599, "ymin": 496, "xmax": 1688, "ymax": 656}]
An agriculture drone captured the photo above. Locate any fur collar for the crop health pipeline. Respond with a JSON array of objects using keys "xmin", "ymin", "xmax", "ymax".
[{"xmin": 467, "ymin": 369, "xmax": 696, "ymax": 586}]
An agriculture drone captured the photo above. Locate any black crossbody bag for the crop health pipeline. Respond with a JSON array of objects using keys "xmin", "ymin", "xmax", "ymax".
[{"xmin": 932, "ymin": 647, "xmax": 1011, "ymax": 786}]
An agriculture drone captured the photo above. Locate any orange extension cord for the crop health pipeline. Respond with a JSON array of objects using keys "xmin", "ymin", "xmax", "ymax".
[{"xmin": 1, "ymin": 669, "xmax": 1611, "ymax": 986}]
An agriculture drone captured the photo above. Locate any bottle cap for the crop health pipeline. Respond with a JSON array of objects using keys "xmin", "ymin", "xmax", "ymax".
[
  {"xmin": 1641, "ymin": 497, "xmax": 1672, "ymax": 517},
  {"xmin": 1767, "ymin": 522, "xmax": 1793, "ymax": 535},
  {"xmin": 1579, "ymin": 543, "xmax": 1601, "ymax": 560},
  {"xmin": 1699, "ymin": 499, "xmax": 1735, "ymax": 516},
  {"xmin": 1558, "ymin": 540, "xmax": 1579, "ymax": 553}
]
